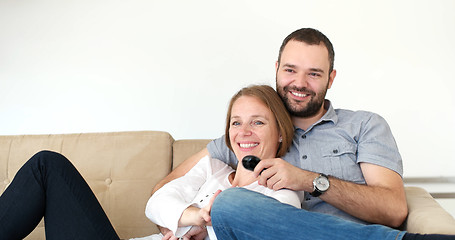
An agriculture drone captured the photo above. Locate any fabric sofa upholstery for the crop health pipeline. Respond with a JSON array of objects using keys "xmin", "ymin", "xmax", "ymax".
[{"xmin": 1, "ymin": 131, "xmax": 454, "ymax": 239}]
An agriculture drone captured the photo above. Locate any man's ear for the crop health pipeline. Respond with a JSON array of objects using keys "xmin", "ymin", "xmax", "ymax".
[
  {"xmin": 275, "ymin": 61, "xmax": 279, "ymax": 72},
  {"xmin": 328, "ymin": 69, "xmax": 336, "ymax": 89}
]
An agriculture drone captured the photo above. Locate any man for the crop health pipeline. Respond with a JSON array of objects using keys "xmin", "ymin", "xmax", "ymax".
[{"xmin": 153, "ymin": 28, "xmax": 408, "ymax": 237}]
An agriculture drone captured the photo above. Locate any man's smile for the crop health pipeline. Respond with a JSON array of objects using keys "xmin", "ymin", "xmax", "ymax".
[{"xmin": 290, "ymin": 91, "xmax": 309, "ymax": 98}]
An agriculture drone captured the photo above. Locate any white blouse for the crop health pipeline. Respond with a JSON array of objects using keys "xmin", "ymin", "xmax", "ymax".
[{"xmin": 143, "ymin": 155, "xmax": 303, "ymax": 240}]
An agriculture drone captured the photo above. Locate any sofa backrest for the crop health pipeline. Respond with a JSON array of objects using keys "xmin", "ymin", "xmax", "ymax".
[
  {"xmin": 172, "ymin": 139, "xmax": 212, "ymax": 170},
  {"xmin": 0, "ymin": 131, "xmax": 175, "ymax": 239}
]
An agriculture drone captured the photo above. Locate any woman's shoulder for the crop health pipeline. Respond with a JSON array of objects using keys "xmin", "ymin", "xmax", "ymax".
[
  {"xmin": 208, "ymin": 155, "xmax": 235, "ymax": 172},
  {"xmin": 196, "ymin": 155, "xmax": 234, "ymax": 176}
]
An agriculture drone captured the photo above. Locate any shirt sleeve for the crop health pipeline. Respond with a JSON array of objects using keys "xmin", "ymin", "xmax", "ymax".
[
  {"xmin": 207, "ymin": 135, "xmax": 239, "ymax": 168},
  {"xmin": 145, "ymin": 155, "xmax": 212, "ymax": 236},
  {"xmin": 357, "ymin": 112, "xmax": 403, "ymax": 177}
]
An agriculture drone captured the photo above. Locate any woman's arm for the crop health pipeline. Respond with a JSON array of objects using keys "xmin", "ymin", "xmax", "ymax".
[{"xmin": 146, "ymin": 155, "xmax": 211, "ymax": 234}]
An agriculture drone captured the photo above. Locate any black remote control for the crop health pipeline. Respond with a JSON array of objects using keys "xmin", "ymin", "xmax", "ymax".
[{"xmin": 242, "ymin": 155, "xmax": 261, "ymax": 171}]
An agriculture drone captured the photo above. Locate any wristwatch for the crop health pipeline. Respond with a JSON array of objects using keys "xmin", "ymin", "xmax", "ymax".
[{"xmin": 310, "ymin": 173, "xmax": 330, "ymax": 197}]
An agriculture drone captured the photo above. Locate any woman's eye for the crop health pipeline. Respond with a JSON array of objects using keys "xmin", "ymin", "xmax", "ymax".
[
  {"xmin": 232, "ymin": 121, "xmax": 240, "ymax": 126},
  {"xmin": 253, "ymin": 121, "xmax": 264, "ymax": 126}
]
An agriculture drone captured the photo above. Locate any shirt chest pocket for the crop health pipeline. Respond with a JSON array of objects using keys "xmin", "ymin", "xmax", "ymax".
[{"xmin": 321, "ymin": 143, "xmax": 364, "ymax": 183}]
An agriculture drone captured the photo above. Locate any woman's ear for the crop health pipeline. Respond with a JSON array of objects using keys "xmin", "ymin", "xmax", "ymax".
[{"xmin": 279, "ymin": 136, "xmax": 283, "ymax": 142}]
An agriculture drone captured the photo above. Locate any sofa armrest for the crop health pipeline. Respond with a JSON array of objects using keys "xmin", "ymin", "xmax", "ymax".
[{"xmin": 403, "ymin": 186, "xmax": 455, "ymax": 234}]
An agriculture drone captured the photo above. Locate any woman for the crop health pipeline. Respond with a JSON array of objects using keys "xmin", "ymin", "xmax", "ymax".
[
  {"xmin": 138, "ymin": 85, "xmax": 300, "ymax": 240},
  {"xmin": 0, "ymin": 85, "xmax": 452, "ymax": 240}
]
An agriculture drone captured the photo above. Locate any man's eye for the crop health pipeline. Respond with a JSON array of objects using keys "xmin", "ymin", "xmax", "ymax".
[
  {"xmin": 284, "ymin": 69, "xmax": 295, "ymax": 73},
  {"xmin": 309, "ymin": 72, "xmax": 321, "ymax": 77}
]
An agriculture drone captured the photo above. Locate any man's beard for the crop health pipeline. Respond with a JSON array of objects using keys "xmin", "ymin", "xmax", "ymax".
[{"xmin": 276, "ymin": 85, "xmax": 327, "ymax": 118}]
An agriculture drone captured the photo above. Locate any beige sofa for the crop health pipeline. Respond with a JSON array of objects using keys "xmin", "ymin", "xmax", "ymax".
[{"xmin": 1, "ymin": 131, "xmax": 455, "ymax": 239}]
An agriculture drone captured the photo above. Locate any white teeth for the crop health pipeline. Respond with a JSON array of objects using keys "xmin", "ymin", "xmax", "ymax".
[
  {"xmin": 239, "ymin": 143, "xmax": 259, "ymax": 148},
  {"xmin": 291, "ymin": 92, "xmax": 307, "ymax": 98}
]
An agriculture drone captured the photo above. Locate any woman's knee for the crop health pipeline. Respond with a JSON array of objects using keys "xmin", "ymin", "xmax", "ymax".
[
  {"xmin": 31, "ymin": 150, "xmax": 64, "ymax": 161},
  {"xmin": 28, "ymin": 150, "xmax": 72, "ymax": 169}
]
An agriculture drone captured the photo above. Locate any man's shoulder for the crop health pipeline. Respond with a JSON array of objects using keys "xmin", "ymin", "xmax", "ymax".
[
  {"xmin": 334, "ymin": 108, "xmax": 376, "ymax": 117},
  {"xmin": 334, "ymin": 108, "xmax": 385, "ymax": 124}
]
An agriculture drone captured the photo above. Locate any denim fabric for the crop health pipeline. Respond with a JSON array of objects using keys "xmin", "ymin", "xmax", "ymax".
[
  {"xmin": 211, "ymin": 188, "xmax": 405, "ymax": 240},
  {"xmin": 0, "ymin": 151, "xmax": 119, "ymax": 240}
]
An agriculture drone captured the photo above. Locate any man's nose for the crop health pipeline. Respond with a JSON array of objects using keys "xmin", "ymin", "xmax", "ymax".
[{"xmin": 293, "ymin": 73, "xmax": 309, "ymax": 88}]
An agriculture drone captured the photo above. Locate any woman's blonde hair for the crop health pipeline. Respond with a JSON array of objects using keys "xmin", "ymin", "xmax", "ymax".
[{"xmin": 225, "ymin": 85, "xmax": 293, "ymax": 157}]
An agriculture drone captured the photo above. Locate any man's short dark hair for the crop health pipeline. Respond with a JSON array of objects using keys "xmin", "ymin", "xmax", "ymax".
[{"xmin": 277, "ymin": 28, "xmax": 335, "ymax": 73}]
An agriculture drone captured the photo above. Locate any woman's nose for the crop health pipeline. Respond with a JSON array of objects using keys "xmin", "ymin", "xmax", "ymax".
[{"xmin": 240, "ymin": 124, "xmax": 252, "ymax": 136}]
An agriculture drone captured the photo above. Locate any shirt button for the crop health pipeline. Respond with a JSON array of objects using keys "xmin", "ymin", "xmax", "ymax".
[
  {"xmin": 302, "ymin": 135, "xmax": 306, "ymax": 139},
  {"xmin": 333, "ymin": 149, "xmax": 339, "ymax": 154},
  {"xmin": 302, "ymin": 155, "xmax": 308, "ymax": 160}
]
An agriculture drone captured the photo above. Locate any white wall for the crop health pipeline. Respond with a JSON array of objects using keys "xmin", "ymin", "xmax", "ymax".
[{"xmin": 1, "ymin": 0, "xmax": 454, "ymax": 178}]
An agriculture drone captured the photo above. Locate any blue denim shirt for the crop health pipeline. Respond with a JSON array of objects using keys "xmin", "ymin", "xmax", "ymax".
[{"xmin": 207, "ymin": 100, "xmax": 403, "ymax": 224}]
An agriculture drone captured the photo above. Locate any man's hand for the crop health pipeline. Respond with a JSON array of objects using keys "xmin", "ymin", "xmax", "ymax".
[{"xmin": 254, "ymin": 158, "xmax": 314, "ymax": 191}]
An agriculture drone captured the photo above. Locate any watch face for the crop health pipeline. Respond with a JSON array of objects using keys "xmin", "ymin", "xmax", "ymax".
[{"xmin": 315, "ymin": 176, "xmax": 330, "ymax": 191}]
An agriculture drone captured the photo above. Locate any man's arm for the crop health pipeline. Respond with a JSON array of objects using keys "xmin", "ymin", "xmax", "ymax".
[
  {"xmin": 255, "ymin": 159, "xmax": 408, "ymax": 227},
  {"xmin": 321, "ymin": 163, "xmax": 407, "ymax": 227},
  {"xmin": 152, "ymin": 148, "xmax": 209, "ymax": 194}
]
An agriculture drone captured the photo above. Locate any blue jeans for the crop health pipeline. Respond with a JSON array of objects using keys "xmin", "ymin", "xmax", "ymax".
[
  {"xmin": 211, "ymin": 188, "xmax": 405, "ymax": 240},
  {"xmin": 0, "ymin": 151, "xmax": 119, "ymax": 240}
]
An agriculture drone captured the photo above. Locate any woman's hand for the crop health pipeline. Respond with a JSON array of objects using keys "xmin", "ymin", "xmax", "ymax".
[
  {"xmin": 162, "ymin": 226, "xmax": 207, "ymax": 240},
  {"xmin": 161, "ymin": 230, "xmax": 177, "ymax": 240},
  {"xmin": 180, "ymin": 226, "xmax": 208, "ymax": 240},
  {"xmin": 171, "ymin": 190, "xmax": 221, "ymax": 240},
  {"xmin": 199, "ymin": 189, "xmax": 222, "ymax": 226},
  {"xmin": 179, "ymin": 190, "xmax": 222, "ymax": 227}
]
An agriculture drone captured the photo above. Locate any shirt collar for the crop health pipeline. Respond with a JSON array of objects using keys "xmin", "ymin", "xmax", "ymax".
[
  {"xmin": 295, "ymin": 99, "xmax": 338, "ymax": 132},
  {"xmin": 320, "ymin": 99, "xmax": 338, "ymax": 124}
]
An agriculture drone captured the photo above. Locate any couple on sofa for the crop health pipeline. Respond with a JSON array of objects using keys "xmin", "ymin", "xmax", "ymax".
[{"xmin": 1, "ymin": 28, "xmax": 454, "ymax": 240}]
